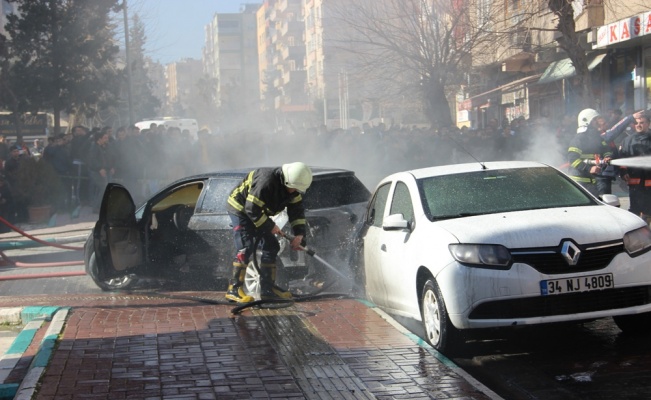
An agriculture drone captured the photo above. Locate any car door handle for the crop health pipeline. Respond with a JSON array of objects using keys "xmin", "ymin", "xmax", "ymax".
[{"xmin": 381, "ymin": 244, "xmax": 387, "ymax": 252}]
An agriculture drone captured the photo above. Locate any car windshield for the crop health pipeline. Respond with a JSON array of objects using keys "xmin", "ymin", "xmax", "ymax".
[{"xmin": 418, "ymin": 167, "xmax": 596, "ymax": 220}]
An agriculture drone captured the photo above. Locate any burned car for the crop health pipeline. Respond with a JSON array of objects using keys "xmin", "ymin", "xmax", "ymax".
[{"xmin": 84, "ymin": 167, "xmax": 370, "ymax": 294}]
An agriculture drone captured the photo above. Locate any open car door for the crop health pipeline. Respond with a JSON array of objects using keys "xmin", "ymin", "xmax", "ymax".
[{"xmin": 93, "ymin": 183, "xmax": 144, "ymax": 280}]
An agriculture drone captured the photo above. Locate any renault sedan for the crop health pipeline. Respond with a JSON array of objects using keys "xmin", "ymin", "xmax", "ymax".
[{"xmin": 356, "ymin": 161, "xmax": 651, "ymax": 353}]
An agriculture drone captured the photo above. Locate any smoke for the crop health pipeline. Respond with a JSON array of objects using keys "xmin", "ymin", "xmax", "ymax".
[{"xmin": 112, "ymin": 119, "xmax": 572, "ymax": 200}]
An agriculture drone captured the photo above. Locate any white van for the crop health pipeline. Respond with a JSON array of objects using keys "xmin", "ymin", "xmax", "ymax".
[{"xmin": 135, "ymin": 117, "xmax": 199, "ymax": 140}]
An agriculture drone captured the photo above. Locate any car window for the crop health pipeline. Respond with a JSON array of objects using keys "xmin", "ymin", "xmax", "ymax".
[
  {"xmin": 151, "ymin": 182, "xmax": 203, "ymax": 213},
  {"xmin": 199, "ymin": 177, "xmax": 242, "ymax": 214},
  {"xmin": 418, "ymin": 167, "xmax": 595, "ymax": 220},
  {"xmin": 389, "ymin": 182, "xmax": 414, "ymax": 223},
  {"xmin": 367, "ymin": 183, "xmax": 391, "ymax": 227},
  {"xmin": 302, "ymin": 175, "xmax": 370, "ymax": 209}
]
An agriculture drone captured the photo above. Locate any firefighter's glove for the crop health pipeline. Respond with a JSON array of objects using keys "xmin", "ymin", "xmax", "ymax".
[{"xmin": 290, "ymin": 235, "xmax": 305, "ymax": 251}]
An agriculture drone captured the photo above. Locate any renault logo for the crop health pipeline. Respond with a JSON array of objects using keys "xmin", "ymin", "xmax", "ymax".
[{"xmin": 560, "ymin": 241, "xmax": 581, "ymax": 266}]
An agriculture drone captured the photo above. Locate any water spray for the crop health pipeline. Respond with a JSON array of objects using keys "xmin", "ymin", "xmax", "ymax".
[{"xmin": 281, "ymin": 232, "xmax": 349, "ymax": 282}]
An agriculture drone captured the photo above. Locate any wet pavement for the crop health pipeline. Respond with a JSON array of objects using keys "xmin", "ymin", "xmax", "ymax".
[
  {"xmin": 0, "ymin": 293, "xmax": 500, "ymax": 399},
  {"xmin": 0, "ymin": 209, "xmax": 500, "ymax": 399}
]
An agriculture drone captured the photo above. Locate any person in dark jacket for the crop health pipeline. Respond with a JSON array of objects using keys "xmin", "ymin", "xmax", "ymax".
[
  {"xmin": 225, "ymin": 162, "xmax": 313, "ymax": 303},
  {"xmin": 86, "ymin": 129, "xmax": 114, "ymax": 213},
  {"xmin": 618, "ymin": 112, "xmax": 651, "ymax": 221},
  {"xmin": 568, "ymin": 109, "xmax": 614, "ymax": 196}
]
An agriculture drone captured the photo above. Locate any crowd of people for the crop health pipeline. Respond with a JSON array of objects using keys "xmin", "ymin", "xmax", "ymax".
[{"xmin": 0, "ymin": 108, "xmax": 646, "ymax": 227}]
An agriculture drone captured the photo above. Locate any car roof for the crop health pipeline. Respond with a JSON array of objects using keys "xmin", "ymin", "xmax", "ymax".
[
  {"xmin": 398, "ymin": 161, "xmax": 551, "ymax": 180},
  {"xmin": 177, "ymin": 166, "xmax": 359, "ymax": 182}
]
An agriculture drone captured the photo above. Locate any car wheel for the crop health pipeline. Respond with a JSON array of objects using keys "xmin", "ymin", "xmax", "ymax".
[
  {"xmin": 421, "ymin": 279, "xmax": 462, "ymax": 354},
  {"xmin": 86, "ymin": 251, "xmax": 139, "ymax": 291},
  {"xmin": 244, "ymin": 262, "xmax": 261, "ymax": 300},
  {"xmin": 613, "ymin": 312, "xmax": 651, "ymax": 335}
]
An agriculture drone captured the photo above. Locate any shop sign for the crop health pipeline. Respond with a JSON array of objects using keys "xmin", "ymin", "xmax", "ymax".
[{"xmin": 594, "ymin": 11, "xmax": 651, "ymax": 49}]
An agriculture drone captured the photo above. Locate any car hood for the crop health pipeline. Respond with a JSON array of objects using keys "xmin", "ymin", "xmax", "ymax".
[{"xmin": 434, "ymin": 205, "xmax": 645, "ymax": 248}]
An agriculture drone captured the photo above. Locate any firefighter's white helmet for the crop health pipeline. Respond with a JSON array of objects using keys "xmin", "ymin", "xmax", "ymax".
[
  {"xmin": 281, "ymin": 162, "xmax": 312, "ymax": 193},
  {"xmin": 577, "ymin": 108, "xmax": 600, "ymax": 131}
]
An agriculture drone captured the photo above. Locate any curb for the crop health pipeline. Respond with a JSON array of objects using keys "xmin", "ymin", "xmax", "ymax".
[{"xmin": 0, "ymin": 307, "xmax": 68, "ymax": 400}]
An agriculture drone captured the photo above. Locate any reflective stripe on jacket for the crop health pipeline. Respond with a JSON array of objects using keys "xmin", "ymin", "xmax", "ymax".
[
  {"xmin": 567, "ymin": 126, "xmax": 612, "ymax": 181},
  {"xmin": 227, "ymin": 167, "xmax": 307, "ymax": 235}
]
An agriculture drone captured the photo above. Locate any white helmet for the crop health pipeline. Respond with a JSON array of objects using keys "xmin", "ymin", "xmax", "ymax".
[
  {"xmin": 281, "ymin": 162, "xmax": 313, "ymax": 193},
  {"xmin": 577, "ymin": 108, "xmax": 600, "ymax": 132}
]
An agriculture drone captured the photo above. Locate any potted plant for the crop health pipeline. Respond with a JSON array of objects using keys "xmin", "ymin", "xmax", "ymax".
[{"xmin": 13, "ymin": 156, "xmax": 64, "ymax": 223}]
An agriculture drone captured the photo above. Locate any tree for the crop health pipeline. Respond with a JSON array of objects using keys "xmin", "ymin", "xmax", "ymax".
[
  {"xmin": 123, "ymin": 13, "xmax": 160, "ymax": 122},
  {"xmin": 325, "ymin": 0, "xmax": 505, "ymax": 128},
  {"xmin": 544, "ymin": 1, "xmax": 591, "ymax": 108},
  {"xmin": 4, "ymin": 0, "xmax": 122, "ymax": 134}
]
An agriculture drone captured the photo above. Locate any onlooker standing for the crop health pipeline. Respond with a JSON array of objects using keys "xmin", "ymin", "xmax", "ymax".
[
  {"xmin": 3, "ymin": 144, "xmax": 27, "ymax": 221},
  {"xmin": 69, "ymin": 125, "xmax": 91, "ymax": 205},
  {"xmin": 0, "ymin": 135, "xmax": 9, "ymax": 172},
  {"xmin": 618, "ymin": 112, "xmax": 651, "ymax": 222},
  {"xmin": 42, "ymin": 135, "xmax": 72, "ymax": 208},
  {"xmin": 86, "ymin": 129, "xmax": 114, "ymax": 213}
]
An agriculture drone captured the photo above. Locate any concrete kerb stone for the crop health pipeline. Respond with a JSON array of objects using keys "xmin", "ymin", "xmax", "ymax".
[
  {"xmin": 0, "ymin": 307, "xmax": 67, "ymax": 400},
  {"xmin": 15, "ymin": 308, "xmax": 69, "ymax": 400}
]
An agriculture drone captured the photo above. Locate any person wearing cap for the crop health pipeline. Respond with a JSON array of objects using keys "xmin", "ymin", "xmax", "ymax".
[
  {"xmin": 225, "ymin": 162, "xmax": 313, "ymax": 303},
  {"xmin": 567, "ymin": 108, "xmax": 616, "ymax": 196}
]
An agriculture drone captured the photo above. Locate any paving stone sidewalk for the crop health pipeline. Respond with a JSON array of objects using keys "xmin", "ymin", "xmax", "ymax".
[{"xmin": 0, "ymin": 293, "xmax": 500, "ymax": 399}]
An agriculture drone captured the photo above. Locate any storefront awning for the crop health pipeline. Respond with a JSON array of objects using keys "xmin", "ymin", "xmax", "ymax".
[
  {"xmin": 537, "ymin": 54, "xmax": 607, "ymax": 84},
  {"xmin": 467, "ymin": 74, "xmax": 542, "ymax": 108}
]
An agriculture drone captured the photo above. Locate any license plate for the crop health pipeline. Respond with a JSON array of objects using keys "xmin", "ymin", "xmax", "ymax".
[{"xmin": 540, "ymin": 273, "xmax": 614, "ymax": 296}]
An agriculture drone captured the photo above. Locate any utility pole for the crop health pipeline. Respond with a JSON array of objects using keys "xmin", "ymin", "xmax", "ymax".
[{"xmin": 123, "ymin": 0, "xmax": 134, "ymax": 125}]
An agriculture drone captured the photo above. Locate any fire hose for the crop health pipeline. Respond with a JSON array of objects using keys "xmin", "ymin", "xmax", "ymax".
[
  {"xmin": 0, "ymin": 215, "xmax": 86, "ymax": 280},
  {"xmin": 230, "ymin": 232, "xmax": 353, "ymax": 315}
]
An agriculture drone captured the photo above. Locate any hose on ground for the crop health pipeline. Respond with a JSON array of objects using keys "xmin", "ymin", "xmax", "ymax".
[
  {"xmin": 0, "ymin": 216, "xmax": 85, "ymax": 251},
  {"xmin": 0, "ymin": 216, "xmax": 86, "ymax": 275}
]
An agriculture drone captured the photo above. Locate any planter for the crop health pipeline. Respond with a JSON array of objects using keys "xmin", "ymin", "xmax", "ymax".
[{"xmin": 27, "ymin": 205, "xmax": 52, "ymax": 224}]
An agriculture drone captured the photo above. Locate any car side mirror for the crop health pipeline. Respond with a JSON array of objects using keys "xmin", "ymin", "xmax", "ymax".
[
  {"xmin": 600, "ymin": 194, "xmax": 620, "ymax": 207},
  {"xmin": 383, "ymin": 213, "xmax": 410, "ymax": 231}
]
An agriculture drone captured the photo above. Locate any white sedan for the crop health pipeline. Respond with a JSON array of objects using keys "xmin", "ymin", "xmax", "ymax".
[{"xmin": 356, "ymin": 161, "xmax": 651, "ymax": 353}]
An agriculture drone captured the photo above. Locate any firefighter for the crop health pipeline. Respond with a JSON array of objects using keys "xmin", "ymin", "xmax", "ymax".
[
  {"xmin": 567, "ymin": 109, "xmax": 613, "ymax": 196},
  {"xmin": 225, "ymin": 162, "xmax": 312, "ymax": 303},
  {"xmin": 618, "ymin": 113, "xmax": 651, "ymax": 222}
]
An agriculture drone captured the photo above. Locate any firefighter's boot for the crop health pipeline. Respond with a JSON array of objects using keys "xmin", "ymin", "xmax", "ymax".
[
  {"xmin": 260, "ymin": 263, "xmax": 292, "ymax": 300},
  {"xmin": 225, "ymin": 262, "xmax": 254, "ymax": 303}
]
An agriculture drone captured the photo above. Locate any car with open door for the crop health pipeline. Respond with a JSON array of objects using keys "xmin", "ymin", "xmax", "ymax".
[
  {"xmin": 355, "ymin": 161, "xmax": 651, "ymax": 354},
  {"xmin": 84, "ymin": 168, "xmax": 370, "ymax": 295}
]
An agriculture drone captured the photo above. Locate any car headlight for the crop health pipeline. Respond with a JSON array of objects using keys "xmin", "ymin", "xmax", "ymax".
[
  {"xmin": 448, "ymin": 244, "xmax": 512, "ymax": 269},
  {"xmin": 623, "ymin": 226, "xmax": 651, "ymax": 256}
]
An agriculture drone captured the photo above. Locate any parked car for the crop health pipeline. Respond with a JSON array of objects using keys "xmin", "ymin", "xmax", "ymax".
[
  {"xmin": 354, "ymin": 161, "xmax": 651, "ymax": 354},
  {"xmin": 85, "ymin": 167, "xmax": 370, "ymax": 295}
]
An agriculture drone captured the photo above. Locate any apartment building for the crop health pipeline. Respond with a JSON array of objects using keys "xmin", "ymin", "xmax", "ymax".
[{"xmin": 461, "ymin": 1, "xmax": 651, "ymax": 129}]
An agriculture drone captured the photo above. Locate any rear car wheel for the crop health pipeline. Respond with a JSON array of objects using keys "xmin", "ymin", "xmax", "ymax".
[
  {"xmin": 421, "ymin": 279, "xmax": 462, "ymax": 354},
  {"xmin": 613, "ymin": 312, "xmax": 651, "ymax": 335},
  {"xmin": 244, "ymin": 262, "xmax": 261, "ymax": 300},
  {"xmin": 86, "ymin": 251, "xmax": 139, "ymax": 291}
]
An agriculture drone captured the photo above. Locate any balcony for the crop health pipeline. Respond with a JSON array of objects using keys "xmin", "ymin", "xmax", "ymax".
[
  {"xmin": 276, "ymin": 0, "xmax": 287, "ymax": 14},
  {"xmin": 575, "ymin": 3, "xmax": 604, "ymax": 31}
]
